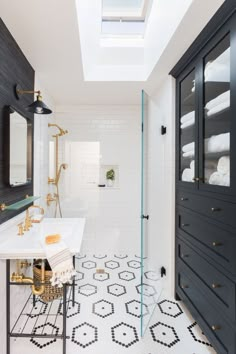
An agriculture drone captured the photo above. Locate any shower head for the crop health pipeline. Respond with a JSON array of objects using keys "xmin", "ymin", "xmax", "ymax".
[
  {"xmin": 54, "ymin": 163, "xmax": 68, "ymax": 185},
  {"xmin": 48, "ymin": 123, "xmax": 68, "ymax": 136}
]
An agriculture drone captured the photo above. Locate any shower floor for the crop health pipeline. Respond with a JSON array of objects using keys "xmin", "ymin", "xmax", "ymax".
[{"xmin": 10, "ymin": 254, "xmax": 216, "ymax": 354}]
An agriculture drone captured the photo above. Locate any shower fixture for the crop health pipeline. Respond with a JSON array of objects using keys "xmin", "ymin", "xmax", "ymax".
[
  {"xmin": 15, "ymin": 84, "xmax": 52, "ymax": 115},
  {"xmin": 48, "ymin": 123, "xmax": 68, "ymax": 137}
]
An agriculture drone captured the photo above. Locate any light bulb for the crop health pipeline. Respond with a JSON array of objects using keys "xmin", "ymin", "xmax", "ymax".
[{"xmin": 36, "ymin": 106, "xmax": 43, "ymax": 114}]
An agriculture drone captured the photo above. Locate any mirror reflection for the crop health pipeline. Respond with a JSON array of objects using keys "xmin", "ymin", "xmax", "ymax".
[{"xmin": 9, "ymin": 109, "xmax": 32, "ymax": 186}]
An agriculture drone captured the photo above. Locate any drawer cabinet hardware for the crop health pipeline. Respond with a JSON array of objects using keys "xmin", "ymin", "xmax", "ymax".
[
  {"xmin": 211, "ymin": 207, "xmax": 221, "ymax": 212},
  {"xmin": 180, "ymin": 197, "xmax": 188, "ymax": 201},
  {"xmin": 192, "ymin": 177, "xmax": 200, "ymax": 182},
  {"xmin": 212, "ymin": 242, "xmax": 222, "ymax": 247},
  {"xmin": 212, "ymin": 283, "xmax": 221, "ymax": 289},
  {"xmin": 181, "ymin": 284, "xmax": 189, "ymax": 289},
  {"xmin": 181, "ymin": 223, "xmax": 189, "ymax": 227},
  {"xmin": 181, "ymin": 254, "xmax": 189, "ymax": 258},
  {"xmin": 211, "ymin": 325, "xmax": 221, "ymax": 331}
]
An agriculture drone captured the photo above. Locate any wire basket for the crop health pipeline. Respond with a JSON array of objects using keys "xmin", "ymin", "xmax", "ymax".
[{"xmin": 33, "ymin": 260, "xmax": 63, "ymax": 303}]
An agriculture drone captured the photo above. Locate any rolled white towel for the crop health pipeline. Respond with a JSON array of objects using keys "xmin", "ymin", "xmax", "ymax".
[
  {"xmin": 209, "ymin": 172, "xmax": 230, "ymax": 186},
  {"xmin": 207, "ymin": 100, "xmax": 230, "ymax": 117},
  {"xmin": 181, "ymin": 117, "xmax": 195, "ymax": 129},
  {"xmin": 180, "ymin": 111, "xmax": 195, "ymax": 124},
  {"xmin": 205, "ymin": 90, "xmax": 230, "ymax": 110},
  {"xmin": 182, "ymin": 168, "xmax": 194, "ymax": 182},
  {"xmin": 190, "ymin": 160, "xmax": 195, "ymax": 171},
  {"xmin": 205, "ymin": 48, "xmax": 230, "ymax": 82},
  {"xmin": 217, "ymin": 156, "xmax": 230, "ymax": 174},
  {"xmin": 182, "ymin": 142, "xmax": 195, "ymax": 153},
  {"xmin": 183, "ymin": 150, "xmax": 194, "ymax": 158},
  {"xmin": 205, "ymin": 133, "xmax": 230, "ymax": 154},
  {"xmin": 204, "ymin": 169, "xmax": 215, "ymax": 183}
]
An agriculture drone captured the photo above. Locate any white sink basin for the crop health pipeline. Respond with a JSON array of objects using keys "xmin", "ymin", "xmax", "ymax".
[{"xmin": 0, "ymin": 218, "xmax": 85, "ymax": 259}]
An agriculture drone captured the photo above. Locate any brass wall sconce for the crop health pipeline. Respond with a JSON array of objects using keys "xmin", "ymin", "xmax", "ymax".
[{"xmin": 15, "ymin": 84, "xmax": 52, "ymax": 115}]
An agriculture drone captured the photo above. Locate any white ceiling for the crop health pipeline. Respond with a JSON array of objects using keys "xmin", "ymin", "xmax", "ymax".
[{"xmin": 0, "ymin": 0, "xmax": 224, "ymax": 106}]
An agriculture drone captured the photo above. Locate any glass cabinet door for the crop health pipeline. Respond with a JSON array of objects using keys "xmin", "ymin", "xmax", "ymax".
[
  {"xmin": 202, "ymin": 34, "xmax": 230, "ymax": 188},
  {"xmin": 179, "ymin": 69, "xmax": 196, "ymax": 185}
]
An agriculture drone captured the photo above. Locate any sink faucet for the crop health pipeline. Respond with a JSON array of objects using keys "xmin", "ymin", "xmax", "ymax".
[
  {"xmin": 23, "ymin": 205, "xmax": 44, "ymax": 231},
  {"xmin": 28, "ymin": 205, "xmax": 44, "ymax": 215}
]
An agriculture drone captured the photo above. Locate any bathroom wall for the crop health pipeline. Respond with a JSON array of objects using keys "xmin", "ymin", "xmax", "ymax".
[
  {"xmin": 54, "ymin": 105, "xmax": 141, "ymax": 256},
  {"xmin": 146, "ymin": 77, "xmax": 176, "ymax": 295}
]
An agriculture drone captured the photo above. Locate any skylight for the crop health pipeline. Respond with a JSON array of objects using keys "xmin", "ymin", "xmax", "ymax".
[{"xmin": 102, "ymin": 0, "xmax": 151, "ymax": 37}]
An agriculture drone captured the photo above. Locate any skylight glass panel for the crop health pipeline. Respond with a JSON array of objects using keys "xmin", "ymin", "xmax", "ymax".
[{"xmin": 103, "ymin": 0, "xmax": 143, "ymax": 12}]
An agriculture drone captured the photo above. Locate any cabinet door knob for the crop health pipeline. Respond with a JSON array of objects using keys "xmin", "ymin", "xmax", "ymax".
[
  {"xmin": 181, "ymin": 254, "xmax": 189, "ymax": 258},
  {"xmin": 181, "ymin": 223, "xmax": 189, "ymax": 227},
  {"xmin": 180, "ymin": 197, "xmax": 188, "ymax": 201},
  {"xmin": 211, "ymin": 325, "xmax": 221, "ymax": 331},
  {"xmin": 212, "ymin": 242, "xmax": 222, "ymax": 247},
  {"xmin": 181, "ymin": 284, "xmax": 189, "ymax": 289},
  {"xmin": 192, "ymin": 177, "xmax": 199, "ymax": 182},
  {"xmin": 212, "ymin": 283, "xmax": 221, "ymax": 289},
  {"xmin": 211, "ymin": 207, "xmax": 221, "ymax": 212}
]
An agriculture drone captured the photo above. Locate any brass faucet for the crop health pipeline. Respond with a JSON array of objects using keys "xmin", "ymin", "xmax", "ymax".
[
  {"xmin": 28, "ymin": 205, "xmax": 44, "ymax": 215},
  {"xmin": 24, "ymin": 209, "xmax": 32, "ymax": 231}
]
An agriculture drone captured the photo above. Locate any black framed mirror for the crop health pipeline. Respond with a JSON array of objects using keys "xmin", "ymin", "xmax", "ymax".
[{"xmin": 5, "ymin": 106, "xmax": 33, "ymax": 187}]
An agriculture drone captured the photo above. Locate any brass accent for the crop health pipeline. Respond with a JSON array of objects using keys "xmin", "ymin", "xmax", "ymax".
[
  {"xmin": 0, "ymin": 203, "xmax": 6, "ymax": 211},
  {"xmin": 96, "ymin": 269, "xmax": 105, "ymax": 274},
  {"xmin": 212, "ymin": 242, "xmax": 222, "ymax": 247},
  {"xmin": 46, "ymin": 193, "xmax": 57, "ymax": 206},
  {"xmin": 24, "ymin": 209, "xmax": 32, "ymax": 231},
  {"xmin": 11, "ymin": 260, "xmax": 45, "ymax": 296},
  {"xmin": 20, "ymin": 260, "xmax": 32, "ymax": 269},
  {"xmin": 211, "ymin": 325, "xmax": 221, "ymax": 331},
  {"xmin": 48, "ymin": 177, "xmax": 55, "ymax": 184},
  {"xmin": 212, "ymin": 283, "xmax": 221, "ymax": 289},
  {"xmin": 28, "ymin": 205, "xmax": 44, "ymax": 215},
  {"xmin": 17, "ymin": 223, "xmax": 24, "ymax": 236},
  {"xmin": 16, "ymin": 89, "xmax": 41, "ymax": 95}
]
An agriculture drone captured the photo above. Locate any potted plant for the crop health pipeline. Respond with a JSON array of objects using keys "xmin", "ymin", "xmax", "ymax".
[{"xmin": 106, "ymin": 168, "xmax": 115, "ymax": 187}]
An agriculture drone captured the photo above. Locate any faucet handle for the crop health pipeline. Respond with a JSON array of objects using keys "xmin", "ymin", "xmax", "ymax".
[{"xmin": 17, "ymin": 222, "xmax": 24, "ymax": 236}]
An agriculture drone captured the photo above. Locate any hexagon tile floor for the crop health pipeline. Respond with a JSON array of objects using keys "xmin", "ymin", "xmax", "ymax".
[{"xmin": 10, "ymin": 254, "xmax": 216, "ymax": 354}]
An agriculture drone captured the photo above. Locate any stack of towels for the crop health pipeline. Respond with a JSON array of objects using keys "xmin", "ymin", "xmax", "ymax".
[
  {"xmin": 204, "ymin": 48, "xmax": 230, "ymax": 83},
  {"xmin": 180, "ymin": 111, "xmax": 195, "ymax": 129},
  {"xmin": 182, "ymin": 160, "xmax": 195, "ymax": 182},
  {"xmin": 182, "ymin": 142, "xmax": 195, "ymax": 158},
  {"xmin": 209, "ymin": 156, "xmax": 230, "ymax": 186},
  {"xmin": 205, "ymin": 90, "xmax": 230, "ymax": 117}
]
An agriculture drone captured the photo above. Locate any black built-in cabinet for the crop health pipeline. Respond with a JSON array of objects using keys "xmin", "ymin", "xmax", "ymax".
[{"xmin": 171, "ymin": 2, "xmax": 236, "ymax": 353}]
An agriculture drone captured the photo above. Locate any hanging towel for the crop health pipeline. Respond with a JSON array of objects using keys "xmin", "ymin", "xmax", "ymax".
[
  {"xmin": 180, "ymin": 111, "xmax": 195, "ymax": 124},
  {"xmin": 205, "ymin": 90, "xmax": 230, "ymax": 111},
  {"xmin": 209, "ymin": 172, "xmax": 230, "ymax": 186},
  {"xmin": 217, "ymin": 156, "xmax": 230, "ymax": 174},
  {"xmin": 205, "ymin": 133, "xmax": 230, "ymax": 154},
  {"xmin": 43, "ymin": 236, "xmax": 76, "ymax": 287}
]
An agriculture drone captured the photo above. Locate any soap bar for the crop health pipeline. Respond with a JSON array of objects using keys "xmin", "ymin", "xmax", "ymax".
[{"xmin": 45, "ymin": 234, "xmax": 61, "ymax": 244}]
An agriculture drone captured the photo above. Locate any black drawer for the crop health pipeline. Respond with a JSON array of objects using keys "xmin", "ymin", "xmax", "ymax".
[
  {"xmin": 177, "ymin": 207, "xmax": 236, "ymax": 274},
  {"xmin": 177, "ymin": 237, "xmax": 236, "ymax": 322},
  {"xmin": 177, "ymin": 190, "xmax": 236, "ymax": 229},
  {"xmin": 177, "ymin": 265, "xmax": 236, "ymax": 354}
]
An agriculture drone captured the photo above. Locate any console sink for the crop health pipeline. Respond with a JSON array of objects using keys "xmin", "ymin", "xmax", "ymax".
[{"xmin": 0, "ymin": 217, "xmax": 85, "ymax": 259}]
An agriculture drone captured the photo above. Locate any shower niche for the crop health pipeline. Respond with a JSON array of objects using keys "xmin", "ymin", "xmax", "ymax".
[{"xmin": 99, "ymin": 165, "xmax": 119, "ymax": 189}]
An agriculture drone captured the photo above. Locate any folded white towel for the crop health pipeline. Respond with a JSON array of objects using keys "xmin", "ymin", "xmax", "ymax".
[
  {"xmin": 209, "ymin": 172, "xmax": 230, "ymax": 186},
  {"xmin": 43, "ymin": 240, "xmax": 76, "ymax": 287},
  {"xmin": 205, "ymin": 48, "xmax": 230, "ymax": 82},
  {"xmin": 207, "ymin": 100, "xmax": 230, "ymax": 117},
  {"xmin": 182, "ymin": 142, "xmax": 195, "ymax": 153},
  {"xmin": 180, "ymin": 111, "xmax": 195, "ymax": 124},
  {"xmin": 190, "ymin": 160, "xmax": 195, "ymax": 171},
  {"xmin": 205, "ymin": 133, "xmax": 230, "ymax": 154},
  {"xmin": 217, "ymin": 156, "xmax": 230, "ymax": 174},
  {"xmin": 182, "ymin": 168, "xmax": 194, "ymax": 182},
  {"xmin": 181, "ymin": 117, "xmax": 195, "ymax": 129},
  {"xmin": 183, "ymin": 150, "xmax": 195, "ymax": 158},
  {"xmin": 205, "ymin": 90, "xmax": 230, "ymax": 111}
]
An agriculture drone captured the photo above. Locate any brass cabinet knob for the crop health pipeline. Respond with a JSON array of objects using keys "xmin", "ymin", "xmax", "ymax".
[
  {"xmin": 211, "ymin": 325, "xmax": 221, "ymax": 331},
  {"xmin": 212, "ymin": 242, "xmax": 222, "ymax": 247},
  {"xmin": 211, "ymin": 207, "xmax": 221, "ymax": 212},
  {"xmin": 212, "ymin": 283, "xmax": 221, "ymax": 289}
]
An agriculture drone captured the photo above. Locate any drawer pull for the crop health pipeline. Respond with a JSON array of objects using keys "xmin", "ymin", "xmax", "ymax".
[
  {"xmin": 181, "ymin": 284, "xmax": 189, "ymax": 289},
  {"xmin": 212, "ymin": 242, "xmax": 222, "ymax": 247},
  {"xmin": 181, "ymin": 254, "xmax": 189, "ymax": 258},
  {"xmin": 211, "ymin": 207, "xmax": 221, "ymax": 212},
  {"xmin": 180, "ymin": 197, "xmax": 188, "ymax": 201},
  {"xmin": 211, "ymin": 325, "xmax": 221, "ymax": 331},
  {"xmin": 181, "ymin": 223, "xmax": 189, "ymax": 227},
  {"xmin": 192, "ymin": 177, "xmax": 199, "ymax": 182},
  {"xmin": 212, "ymin": 283, "xmax": 221, "ymax": 289}
]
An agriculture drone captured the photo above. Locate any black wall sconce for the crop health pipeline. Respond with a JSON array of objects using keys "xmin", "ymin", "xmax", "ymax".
[{"xmin": 15, "ymin": 84, "xmax": 52, "ymax": 115}]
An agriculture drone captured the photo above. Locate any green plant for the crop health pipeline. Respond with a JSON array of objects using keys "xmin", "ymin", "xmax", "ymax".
[{"xmin": 106, "ymin": 168, "xmax": 115, "ymax": 180}]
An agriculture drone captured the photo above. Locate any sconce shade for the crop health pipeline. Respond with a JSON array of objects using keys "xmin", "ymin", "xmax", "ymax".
[{"xmin": 25, "ymin": 94, "xmax": 52, "ymax": 115}]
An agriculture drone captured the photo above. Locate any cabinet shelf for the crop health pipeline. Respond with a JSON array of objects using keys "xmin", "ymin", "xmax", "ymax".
[{"xmin": 0, "ymin": 196, "xmax": 40, "ymax": 211}]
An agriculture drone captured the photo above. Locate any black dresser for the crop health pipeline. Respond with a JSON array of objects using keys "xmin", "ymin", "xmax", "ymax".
[{"xmin": 170, "ymin": 1, "xmax": 236, "ymax": 353}]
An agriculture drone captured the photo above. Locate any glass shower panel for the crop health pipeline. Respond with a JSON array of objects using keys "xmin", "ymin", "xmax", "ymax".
[
  {"xmin": 203, "ymin": 34, "xmax": 230, "ymax": 186},
  {"xmin": 141, "ymin": 90, "xmax": 162, "ymax": 336}
]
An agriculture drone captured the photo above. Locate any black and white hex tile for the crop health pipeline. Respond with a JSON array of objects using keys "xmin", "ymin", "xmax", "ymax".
[{"xmin": 10, "ymin": 254, "xmax": 216, "ymax": 354}]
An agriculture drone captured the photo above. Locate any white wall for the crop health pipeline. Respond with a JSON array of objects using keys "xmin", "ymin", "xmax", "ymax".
[
  {"xmin": 54, "ymin": 105, "xmax": 141, "ymax": 256},
  {"xmin": 146, "ymin": 76, "xmax": 176, "ymax": 295}
]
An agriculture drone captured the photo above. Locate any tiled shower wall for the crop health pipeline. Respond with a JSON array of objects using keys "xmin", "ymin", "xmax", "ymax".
[{"xmin": 54, "ymin": 105, "xmax": 141, "ymax": 256}]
